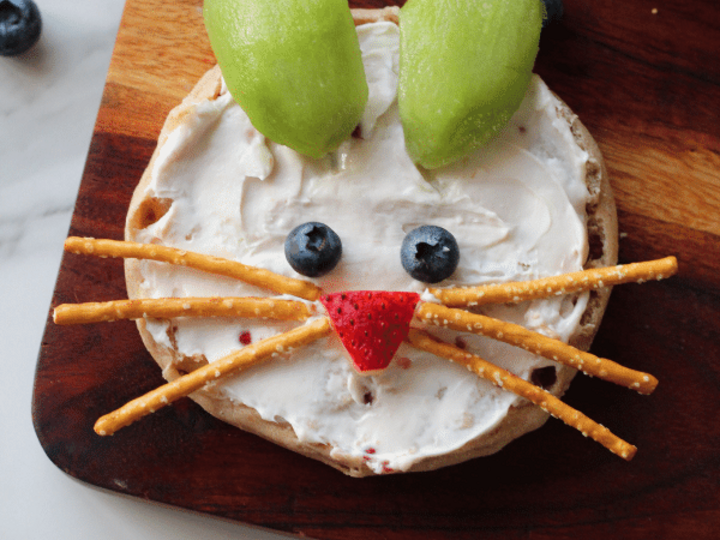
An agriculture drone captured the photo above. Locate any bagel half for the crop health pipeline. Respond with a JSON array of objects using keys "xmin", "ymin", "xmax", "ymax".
[{"xmin": 125, "ymin": 8, "xmax": 617, "ymax": 477}]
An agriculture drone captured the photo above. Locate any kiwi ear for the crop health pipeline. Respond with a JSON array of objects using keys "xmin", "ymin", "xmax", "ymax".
[
  {"xmin": 398, "ymin": 0, "xmax": 542, "ymax": 169},
  {"xmin": 203, "ymin": 0, "xmax": 367, "ymax": 159}
]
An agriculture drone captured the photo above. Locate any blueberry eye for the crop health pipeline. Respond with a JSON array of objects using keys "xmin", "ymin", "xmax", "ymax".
[
  {"xmin": 284, "ymin": 222, "xmax": 342, "ymax": 277},
  {"xmin": 401, "ymin": 225, "xmax": 459, "ymax": 283}
]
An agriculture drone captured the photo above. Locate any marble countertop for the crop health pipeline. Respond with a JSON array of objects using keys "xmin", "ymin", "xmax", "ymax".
[{"xmin": 0, "ymin": 2, "xmax": 287, "ymax": 538}]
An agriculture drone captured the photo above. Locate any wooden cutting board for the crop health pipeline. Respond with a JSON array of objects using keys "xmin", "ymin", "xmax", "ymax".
[{"xmin": 33, "ymin": 0, "xmax": 720, "ymax": 538}]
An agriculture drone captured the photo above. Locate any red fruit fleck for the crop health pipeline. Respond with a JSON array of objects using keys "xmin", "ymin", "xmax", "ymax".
[
  {"xmin": 239, "ymin": 330, "xmax": 252, "ymax": 345},
  {"xmin": 396, "ymin": 356, "xmax": 412, "ymax": 370},
  {"xmin": 320, "ymin": 291, "xmax": 420, "ymax": 373},
  {"xmin": 454, "ymin": 336, "xmax": 467, "ymax": 350}
]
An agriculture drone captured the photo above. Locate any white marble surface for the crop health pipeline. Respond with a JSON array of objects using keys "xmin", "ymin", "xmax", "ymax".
[{"xmin": 0, "ymin": 2, "xmax": 290, "ymax": 538}]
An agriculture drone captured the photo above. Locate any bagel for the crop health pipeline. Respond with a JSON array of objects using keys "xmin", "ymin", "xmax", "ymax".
[{"xmin": 124, "ymin": 8, "xmax": 618, "ymax": 477}]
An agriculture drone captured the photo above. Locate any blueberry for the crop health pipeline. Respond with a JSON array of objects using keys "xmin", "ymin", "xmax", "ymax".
[
  {"xmin": 541, "ymin": 0, "xmax": 564, "ymax": 28},
  {"xmin": 284, "ymin": 222, "xmax": 342, "ymax": 278},
  {"xmin": 401, "ymin": 225, "xmax": 459, "ymax": 283},
  {"xmin": 0, "ymin": 0, "xmax": 41, "ymax": 57}
]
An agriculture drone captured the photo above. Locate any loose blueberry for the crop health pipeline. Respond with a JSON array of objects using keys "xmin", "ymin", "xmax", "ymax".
[
  {"xmin": 0, "ymin": 0, "xmax": 41, "ymax": 57},
  {"xmin": 284, "ymin": 222, "xmax": 342, "ymax": 278},
  {"xmin": 541, "ymin": 0, "xmax": 564, "ymax": 28},
  {"xmin": 401, "ymin": 225, "xmax": 459, "ymax": 283}
]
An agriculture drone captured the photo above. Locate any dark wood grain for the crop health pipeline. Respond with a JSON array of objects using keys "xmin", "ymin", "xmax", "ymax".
[{"xmin": 33, "ymin": 0, "xmax": 720, "ymax": 538}]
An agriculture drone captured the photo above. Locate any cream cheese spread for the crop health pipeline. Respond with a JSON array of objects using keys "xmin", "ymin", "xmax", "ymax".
[{"xmin": 133, "ymin": 21, "xmax": 592, "ymax": 473}]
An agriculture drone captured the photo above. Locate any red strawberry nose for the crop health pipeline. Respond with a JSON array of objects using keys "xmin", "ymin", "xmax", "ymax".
[{"xmin": 320, "ymin": 291, "xmax": 421, "ymax": 373}]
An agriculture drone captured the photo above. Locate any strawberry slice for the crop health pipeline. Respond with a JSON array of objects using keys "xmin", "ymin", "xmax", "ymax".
[{"xmin": 320, "ymin": 291, "xmax": 421, "ymax": 373}]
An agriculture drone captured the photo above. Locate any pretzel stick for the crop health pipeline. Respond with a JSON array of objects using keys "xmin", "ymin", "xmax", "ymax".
[
  {"xmin": 94, "ymin": 317, "xmax": 332, "ymax": 436},
  {"xmin": 64, "ymin": 237, "xmax": 322, "ymax": 301},
  {"xmin": 416, "ymin": 303, "xmax": 658, "ymax": 394},
  {"xmin": 54, "ymin": 297, "xmax": 313, "ymax": 325},
  {"xmin": 429, "ymin": 257, "xmax": 678, "ymax": 307},
  {"xmin": 407, "ymin": 329, "xmax": 637, "ymax": 460}
]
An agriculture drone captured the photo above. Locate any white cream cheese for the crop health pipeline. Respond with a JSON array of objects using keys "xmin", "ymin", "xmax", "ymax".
[{"xmin": 133, "ymin": 21, "xmax": 592, "ymax": 474}]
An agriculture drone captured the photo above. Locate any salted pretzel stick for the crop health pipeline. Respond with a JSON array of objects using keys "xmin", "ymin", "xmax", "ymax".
[
  {"xmin": 94, "ymin": 317, "xmax": 332, "ymax": 436},
  {"xmin": 429, "ymin": 257, "xmax": 678, "ymax": 307},
  {"xmin": 407, "ymin": 329, "xmax": 637, "ymax": 460},
  {"xmin": 416, "ymin": 303, "xmax": 658, "ymax": 394},
  {"xmin": 53, "ymin": 297, "xmax": 313, "ymax": 325},
  {"xmin": 64, "ymin": 236, "xmax": 322, "ymax": 302}
]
